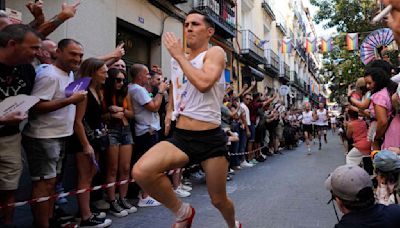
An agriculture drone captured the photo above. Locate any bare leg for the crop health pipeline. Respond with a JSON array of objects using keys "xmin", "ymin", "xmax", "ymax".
[
  {"xmin": 132, "ymin": 141, "xmax": 189, "ymax": 214},
  {"xmin": 76, "ymin": 153, "xmax": 96, "ymax": 220},
  {"xmin": 201, "ymin": 156, "xmax": 236, "ymax": 228},
  {"xmin": 0, "ymin": 190, "xmax": 15, "ymax": 224},
  {"xmin": 118, "ymin": 145, "xmax": 132, "ymax": 198},
  {"xmin": 31, "ymin": 178, "xmax": 56, "ymax": 228},
  {"xmin": 106, "ymin": 146, "xmax": 119, "ymax": 201}
]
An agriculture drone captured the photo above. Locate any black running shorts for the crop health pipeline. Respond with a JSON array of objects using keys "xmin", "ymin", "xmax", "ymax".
[
  {"xmin": 303, "ymin": 124, "xmax": 313, "ymax": 135},
  {"xmin": 166, "ymin": 127, "xmax": 228, "ymax": 165}
]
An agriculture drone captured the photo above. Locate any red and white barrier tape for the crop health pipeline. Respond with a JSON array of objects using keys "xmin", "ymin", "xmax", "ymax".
[
  {"xmin": 1, "ymin": 146, "xmax": 268, "ymax": 209},
  {"xmin": 0, "ymin": 179, "xmax": 135, "ymax": 209}
]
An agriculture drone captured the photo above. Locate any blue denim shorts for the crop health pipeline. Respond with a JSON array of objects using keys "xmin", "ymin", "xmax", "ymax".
[{"xmin": 108, "ymin": 125, "xmax": 133, "ymax": 146}]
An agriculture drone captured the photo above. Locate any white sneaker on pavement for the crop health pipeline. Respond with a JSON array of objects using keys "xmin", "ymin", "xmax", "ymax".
[
  {"xmin": 180, "ymin": 184, "xmax": 192, "ymax": 192},
  {"xmin": 174, "ymin": 187, "xmax": 191, "ymax": 198},
  {"xmin": 138, "ymin": 196, "xmax": 161, "ymax": 207},
  {"xmin": 240, "ymin": 161, "xmax": 254, "ymax": 168}
]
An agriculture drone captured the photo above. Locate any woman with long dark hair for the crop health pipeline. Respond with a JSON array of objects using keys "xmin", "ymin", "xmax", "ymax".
[
  {"xmin": 365, "ymin": 67, "xmax": 398, "ymax": 150},
  {"xmin": 73, "ymin": 58, "xmax": 112, "ymax": 227},
  {"xmin": 102, "ymin": 68, "xmax": 136, "ymax": 217}
]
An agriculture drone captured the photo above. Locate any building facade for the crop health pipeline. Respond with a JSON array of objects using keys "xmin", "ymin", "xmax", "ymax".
[{"xmin": 4, "ymin": 0, "xmax": 323, "ymax": 107}]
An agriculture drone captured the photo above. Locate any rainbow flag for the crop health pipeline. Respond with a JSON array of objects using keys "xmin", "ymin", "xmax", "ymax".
[
  {"xmin": 281, "ymin": 38, "xmax": 292, "ymax": 53},
  {"xmin": 346, "ymin": 33, "xmax": 358, "ymax": 51},
  {"xmin": 321, "ymin": 38, "xmax": 332, "ymax": 53},
  {"xmin": 306, "ymin": 37, "xmax": 317, "ymax": 53}
]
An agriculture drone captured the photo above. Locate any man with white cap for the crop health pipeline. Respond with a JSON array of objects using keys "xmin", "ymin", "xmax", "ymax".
[{"xmin": 325, "ymin": 164, "xmax": 400, "ymax": 227}]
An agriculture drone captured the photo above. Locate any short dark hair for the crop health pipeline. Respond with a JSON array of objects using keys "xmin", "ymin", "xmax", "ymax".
[
  {"xmin": 57, "ymin": 38, "xmax": 82, "ymax": 51},
  {"xmin": 0, "ymin": 24, "xmax": 40, "ymax": 48},
  {"xmin": 129, "ymin": 64, "xmax": 146, "ymax": 81},
  {"xmin": 348, "ymin": 109, "xmax": 358, "ymax": 119},
  {"xmin": 187, "ymin": 9, "xmax": 215, "ymax": 29},
  {"xmin": 337, "ymin": 187, "xmax": 375, "ymax": 211}
]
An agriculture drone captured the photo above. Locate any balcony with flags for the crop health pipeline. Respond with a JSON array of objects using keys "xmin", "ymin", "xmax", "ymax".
[{"xmin": 240, "ymin": 30, "xmax": 265, "ymax": 65}]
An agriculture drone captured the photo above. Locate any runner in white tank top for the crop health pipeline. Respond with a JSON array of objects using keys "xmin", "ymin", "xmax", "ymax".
[
  {"xmin": 302, "ymin": 103, "xmax": 314, "ymax": 154},
  {"xmin": 314, "ymin": 102, "xmax": 329, "ymax": 150},
  {"xmin": 131, "ymin": 11, "xmax": 240, "ymax": 228}
]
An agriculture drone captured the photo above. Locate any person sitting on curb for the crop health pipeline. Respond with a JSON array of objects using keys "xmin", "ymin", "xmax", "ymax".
[{"xmin": 325, "ymin": 164, "xmax": 400, "ymax": 228}]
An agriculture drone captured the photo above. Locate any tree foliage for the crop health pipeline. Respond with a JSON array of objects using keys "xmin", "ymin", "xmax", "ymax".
[{"xmin": 310, "ymin": 0, "xmax": 385, "ymax": 102}]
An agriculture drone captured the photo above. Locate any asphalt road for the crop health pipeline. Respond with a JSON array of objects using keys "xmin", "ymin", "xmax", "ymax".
[{"xmin": 13, "ymin": 132, "xmax": 346, "ymax": 228}]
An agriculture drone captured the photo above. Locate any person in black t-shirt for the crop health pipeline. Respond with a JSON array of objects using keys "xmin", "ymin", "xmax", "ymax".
[
  {"xmin": 0, "ymin": 24, "xmax": 41, "ymax": 225},
  {"xmin": 326, "ymin": 165, "xmax": 400, "ymax": 228}
]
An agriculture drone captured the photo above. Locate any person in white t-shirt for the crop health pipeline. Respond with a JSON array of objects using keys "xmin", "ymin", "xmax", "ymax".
[
  {"xmin": 22, "ymin": 39, "xmax": 86, "ymax": 228},
  {"xmin": 313, "ymin": 102, "xmax": 329, "ymax": 150}
]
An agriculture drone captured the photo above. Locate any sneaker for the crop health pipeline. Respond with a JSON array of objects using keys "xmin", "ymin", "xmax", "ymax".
[
  {"xmin": 180, "ymin": 184, "xmax": 193, "ymax": 192},
  {"xmin": 91, "ymin": 199, "xmax": 110, "ymax": 211},
  {"xmin": 80, "ymin": 214, "xmax": 112, "ymax": 228},
  {"xmin": 260, "ymin": 154, "xmax": 267, "ymax": 159},
  {"xmin": 138, "ymin": 196, "xmax": 162, "ymax": 207},
  {"xmin": 228, "ymin": 168, "xmax": 235, "ymax": 175},
  {"xmin": 109, "ymin": 200, "xmax": 128, "ymax": 217},
  {"xmin": 119, "ymin": 198, "xmax": 138, "ymax": 214},
  {"xmin": 92, "ymin": 211, "xmax": 106, "ymax": 219},
  {"xmin": 173, "ymin": 205, "xmax": 195, "ymax": 228},
  {"xmin": 249, "ymin": 159, "xmax": 258, "ymax": 165},
  {"xmin": 226, "ymin": 174, "xmax": 232, "ymax": 181},
  {"xmin": 240, "ymin": 161, "xmax": 254, "ymax": 168},
  {"xmin": 190, "ymin": 171, "xmax": 205, "ymax": 181},
  {"xmin": 235, "ymin": 220, "xmax": 242, "ymax": 228},
  {"xmin": 174, "ymin": 187, "xmax": 191, "ymax": 198},
  {"xmin": 182, "ymin": 179, "xmax": 192, "ymax": 187}
]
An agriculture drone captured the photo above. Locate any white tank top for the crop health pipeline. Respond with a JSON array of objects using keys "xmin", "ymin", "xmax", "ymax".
[
  {"xmin": 302, "ymin": 111, "xmax": 313, "ymax": 125},
  {"xmin": 316, "ymin": 109, "xmax": 328, "ymax": 126},
  {"xmin": 170, "ymin": 50, "xmax": 225, "ymax": 125}
]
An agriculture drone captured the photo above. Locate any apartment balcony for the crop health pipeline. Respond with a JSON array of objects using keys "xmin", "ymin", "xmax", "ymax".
[
  {"xmin": 279, "ymin": 62, "xmax": 290, "ymax": 82},
  {"xmin": 290, "ymin": 71, "xmax": 301, "ymax": 89},
  {"xmin": 276, "ymin": 21, "xmax": 287, "ymax": 35},
  {"xmin": 264, "ymin": 49, "xmax": 279, "ymax": 76},
  {"xmin": 261, "ymin": 0, "xmax": 276, "ymax": 20},
  {"xmin": 194, "ymin": 0, "xmax": 236, "ymax": 39},
  {"xmin": 240, "ymin": 30, "xmax": 265, "ymax": 65}
]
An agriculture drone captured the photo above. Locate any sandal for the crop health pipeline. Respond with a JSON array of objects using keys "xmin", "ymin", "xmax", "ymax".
[{"xmin": 173, "ymin": 205, "xmax": 195, "ymax": 228}]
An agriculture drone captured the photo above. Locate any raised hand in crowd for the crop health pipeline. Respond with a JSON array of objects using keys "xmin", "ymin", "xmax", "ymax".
[
  {"xmin": 158, "ymin": 79, "xmax": 169, "ymax": 93},
  {"xmin": 0, "ymin": 111, "xmax": 28, "ymax": 125},
  {"xmin": 59, "ymin": 0, "xmax": 81, "ymax": 21},
  {"xmin": 382, "ymin": 0, "xmax": 400, "ymax": 44},
  {"xmin": 26, "ymin": 0, "xmax": 45, "ymax": 28}
]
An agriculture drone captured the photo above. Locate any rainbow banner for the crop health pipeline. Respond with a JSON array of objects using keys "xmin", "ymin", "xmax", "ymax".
[
  {"xmin": 346, "ymin": 33, "xmax": 358, "ymax": 51},
  {"xmin": 321, "ymin": 38, "xmax": 332, "ymax": 53},
  {"xmin": 306, "ymin": 37, "xmax": 317, "ymax": 53},
  {"xmin": 281, "ymin": 38, "xmax": 292, "ymax": 53}
]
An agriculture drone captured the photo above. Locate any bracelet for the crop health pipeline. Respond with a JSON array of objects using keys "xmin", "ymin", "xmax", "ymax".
[{"xmin": 158, "ymin": 91, "xmax": 164, "ymax": 95}]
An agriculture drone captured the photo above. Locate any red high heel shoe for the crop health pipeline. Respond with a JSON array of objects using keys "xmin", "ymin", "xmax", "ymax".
[{"xmin": 173, "ymin": 205, "xmax": 195, "ymax": 228}]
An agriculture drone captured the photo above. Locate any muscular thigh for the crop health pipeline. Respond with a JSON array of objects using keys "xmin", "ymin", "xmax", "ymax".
[{"xmin": 135, "ymin": 141, "xmax": 190, "ymax": 174}]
